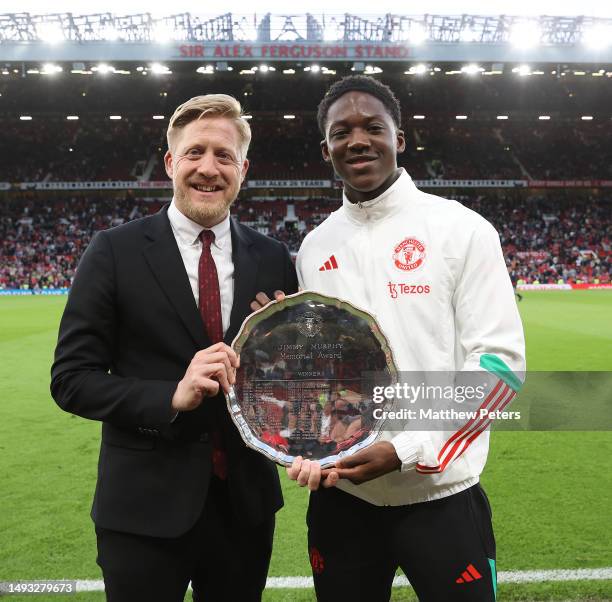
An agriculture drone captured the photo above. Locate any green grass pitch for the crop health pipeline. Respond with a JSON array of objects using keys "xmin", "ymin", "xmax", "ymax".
[{"xmin": 0, "ymin": 291, "xmax": 610, "ymax": 601}]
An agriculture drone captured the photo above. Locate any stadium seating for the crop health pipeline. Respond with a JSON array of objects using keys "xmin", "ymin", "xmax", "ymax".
[
  {"xmin": 3, "ymin": 115, "xmax": 612, "ymax": 182},
  {"xmin": 2, "ymin": 68, "xmax": 612, "ymax": 182},
  {"xmin": 0, "ymin": 67, "xmax": 609, "ymax": 289},
  {"xmin": 1, "ymin": 194, "xmax": 609, "ymax": 290}
]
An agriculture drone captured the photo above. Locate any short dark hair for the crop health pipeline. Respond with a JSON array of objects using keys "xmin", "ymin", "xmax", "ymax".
[{"xmin": 317, "ymin": 75, "xmax": 401, "ymax": 137}]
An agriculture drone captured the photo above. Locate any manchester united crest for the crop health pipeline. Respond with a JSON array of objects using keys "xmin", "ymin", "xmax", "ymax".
[
  {"xmin": 297, "ymin": 311, "xmax": 323, "ymax": 337},
  {"xmin": 393, "ymin": 238, "xmax": 426, "ymax": 272}
]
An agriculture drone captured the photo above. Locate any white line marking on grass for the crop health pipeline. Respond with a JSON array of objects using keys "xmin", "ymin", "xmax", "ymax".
[
  {"xmin": 76, "ymin": 581, "xmax": 104, "ymax": 591},
  {"xmin": 265, "ymin": 577, "xmax": 315, "ymax": 589},
  {"xmin": 75, "ymin": 569, "xmax": 612, "ymax": 591},
  {"xmin": 498, "ymin": 568, "xmax": 612, "ymax": 584}
]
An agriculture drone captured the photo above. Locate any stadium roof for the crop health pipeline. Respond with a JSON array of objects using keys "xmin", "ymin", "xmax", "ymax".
[
  {"xmin": 4, "ymin": 0, "xmax": 612, "ymax": 18},
  {"xmin": 1, "ymin": 12, "xmax": 612, "ymax": 64}
]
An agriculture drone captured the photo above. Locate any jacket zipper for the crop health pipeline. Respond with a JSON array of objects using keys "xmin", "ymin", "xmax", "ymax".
[
  {"xmin": 360, "ymin": 200, "xmax": 391, "ymax": 505},
  {"xmin": 360, "ymin": 203, "xmax": 375, "ymax": 332}
]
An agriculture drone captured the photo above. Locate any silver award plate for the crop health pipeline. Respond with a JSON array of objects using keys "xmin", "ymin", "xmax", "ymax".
[{"xmin": 226, "ymin": 291, "xmax": 397, "ymax": 467}]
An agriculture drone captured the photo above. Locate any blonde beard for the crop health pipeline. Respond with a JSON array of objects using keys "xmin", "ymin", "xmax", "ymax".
[{"xmin": 174, "ymin": 187, "xmax": 235, "ymax": 228}]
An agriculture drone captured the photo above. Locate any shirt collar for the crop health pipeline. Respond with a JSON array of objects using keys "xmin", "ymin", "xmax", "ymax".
[
  {"xmin": 342, "ymin": 169, "xmax": 418, "ymax": 224},
  {"xmin": 168, "ymin": 199, "xmax": 231, "ymax": 249}
]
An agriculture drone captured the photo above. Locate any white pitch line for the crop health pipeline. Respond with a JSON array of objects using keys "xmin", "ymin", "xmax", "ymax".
[
  {"xmin": 75, "ymin": 568, "xmax": 612, "ymax": 591},
  {"xmin": 497, "ymin": 568, "xmax": 612, "ymax": 584}
]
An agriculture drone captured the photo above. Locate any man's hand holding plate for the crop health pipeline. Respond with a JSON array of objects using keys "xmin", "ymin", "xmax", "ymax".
[
  {"xmin": 286, "ymin": 456, "xmax": 339, "ymax": 491},
  {"xmin": 287, "ymin": 442, "xmax": 401, "ymax": 490},
  {"xmin": 171, "ymin": 342, "xmax": 239, "ymax": 412},
  {"xmin": 250, "ymin": 290, "xmax": 286, "ymax": 312}
]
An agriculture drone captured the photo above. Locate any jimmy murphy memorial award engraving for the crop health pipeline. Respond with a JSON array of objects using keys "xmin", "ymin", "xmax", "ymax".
[{"xmin": 226, "ymin": 291, "xmax": 398, "ymax": 467}]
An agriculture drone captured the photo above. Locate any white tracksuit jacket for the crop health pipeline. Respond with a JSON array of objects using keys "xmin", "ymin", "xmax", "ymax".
[{"xmin": 296, "ymin": 169, "xmax": 526, "ymax": 506}]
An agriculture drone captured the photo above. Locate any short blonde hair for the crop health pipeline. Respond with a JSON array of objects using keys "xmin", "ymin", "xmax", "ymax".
[{"xmin": 166, "ymin": 94, "xmax": 251, "ymax": 159}]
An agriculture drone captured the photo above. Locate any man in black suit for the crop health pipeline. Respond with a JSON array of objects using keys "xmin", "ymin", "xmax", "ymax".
[{"xmin": 51, "ymin": 94, "xmax": 298, "ymax": 602}]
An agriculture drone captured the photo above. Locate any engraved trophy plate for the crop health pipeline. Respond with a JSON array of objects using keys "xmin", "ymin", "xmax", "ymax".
[{"xmin": 226, "ymin": 291, "xmax": 397, "ymax": 467}]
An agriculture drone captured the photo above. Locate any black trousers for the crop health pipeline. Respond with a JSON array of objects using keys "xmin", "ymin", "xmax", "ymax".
[
  {"xmin": 96, "ymin": 477, "xmax": 275, "ymax": 602},
  {"xmin": 307, "ymin": 483, "xmax": 497, "ymax": 602}
]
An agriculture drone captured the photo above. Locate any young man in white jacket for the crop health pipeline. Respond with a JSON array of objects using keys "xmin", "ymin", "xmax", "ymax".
[{"xmin": 280, "ymin": 76, "xmax": 526, "ymax": 601}]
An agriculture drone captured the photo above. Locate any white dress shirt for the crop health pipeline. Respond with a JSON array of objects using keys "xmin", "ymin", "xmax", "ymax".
[{"xmin": 167, "ymin": 200, "xmax": 234, "ymax": 336}]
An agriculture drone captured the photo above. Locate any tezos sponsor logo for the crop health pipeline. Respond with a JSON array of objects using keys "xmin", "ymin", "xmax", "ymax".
[
  {"xmin": 393, "ymin": 238, "xmax": 426, "ymax": 271},
  {"xmin": 388, "ymin": 282, "xmax": 431, "ymax": 298}
]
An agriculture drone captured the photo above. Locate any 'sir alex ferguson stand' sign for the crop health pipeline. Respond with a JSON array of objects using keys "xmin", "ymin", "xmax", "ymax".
[{"xmin": 226, "ymin": 292, "xmax": 397, "ymax": 468}]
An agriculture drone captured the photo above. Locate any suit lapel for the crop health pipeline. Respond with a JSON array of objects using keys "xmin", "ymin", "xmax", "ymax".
[
  {"xmin": 142, "ymin": 206, "xmax": 210, "ymax": 350},
  {"xmin": 226, "ymin": 218, "xmax": 259, "ymax": 344}
]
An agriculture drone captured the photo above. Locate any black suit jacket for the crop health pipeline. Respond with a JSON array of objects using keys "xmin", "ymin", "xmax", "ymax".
[{"xmin": 51, "ymin": 206, "xmax": 298, "ymax": 538}]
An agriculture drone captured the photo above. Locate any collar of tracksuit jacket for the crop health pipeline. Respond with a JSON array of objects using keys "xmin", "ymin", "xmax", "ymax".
[{"xmin": 341, "ymin": 168, "xmax": 418, "ymax": 224}]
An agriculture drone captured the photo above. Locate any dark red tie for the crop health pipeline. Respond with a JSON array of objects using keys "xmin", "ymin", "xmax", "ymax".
[{"xmin": 198, "ymin": 230, "xmax": 227, "ymax": 480}]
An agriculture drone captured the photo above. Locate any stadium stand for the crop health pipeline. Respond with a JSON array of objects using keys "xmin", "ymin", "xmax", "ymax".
[
  {"xmin": 2, "ymin": 66, "xmax": 612, "ymax": 181},
  {"xmin": 1, "ymin": 193, "xmax": 609, "ymax": 290},
  {"xmin": 3, "ymin": 114, "xmax": 612, "ymax": 182},
  {"xmin": 0, "ymin": 62, "xmax": 610, "ymax": 290}
]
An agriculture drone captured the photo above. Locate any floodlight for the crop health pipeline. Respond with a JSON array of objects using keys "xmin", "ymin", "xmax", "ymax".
[
  {"xmin": 405, "ymin": 64, "xmax": 428, "ymax": 75},
  {"xmin": 41, "ymin": 63, "xmax": 62, "ymax": 75},
  {"xmin": 512, "ymin": 65, "xmax": 532, "ymax": 76},
  {"xmin": 152, "ymin": 23, "xmax": 173, "ymax": 43},
  {"xmin": 583, "ymin": 24, "xmax": 612, "ymax": 49},
  {"xmin": 37, "ymin": 22, "xmax": 64, "ymax": 43},
  {"xmin": 510, "ymin": 21, "xmax": 541, "ymax": 48},
  {"xmin": 408, "ymin": 24, "xmax": 427, "ymax": 45},
  {"xmin": 95, "ymin": 63, "xmax": 114, "ymax": 75},
  {"xmin": 151, "ymin": 63, "xmax": 171, "ymax": 74},
  {"xmin": 461, "ymin": 64, "xmax": 483, "ymax": 75}
]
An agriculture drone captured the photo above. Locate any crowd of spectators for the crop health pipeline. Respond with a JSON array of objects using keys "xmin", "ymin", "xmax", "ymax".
[
  {"xmin": 3, "ymin": 65, "xmax": 612, "ymax": 183},
  {"xmin": 3, "ymin": 114, "xmax": 612, "ymax": 182},
  {"xmin": 461, "ymin": 193, "xmax": 610, "ymax": 285},
  {"xmin": 1, "ymin": 193, "xmax": 609, "ymax": 291},
  {"xmin": 498, "ymin": 121, "xmax": 612, "ymax": 180},
  {"xmin": 0, "ymin": 196, "xmax": 157, "ymax": 290},
  {"xmin": 0, "ymin": 118, "xmax": 164, "ymax": 182}
]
